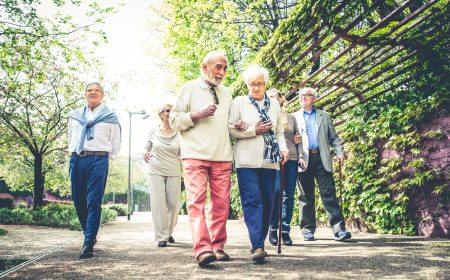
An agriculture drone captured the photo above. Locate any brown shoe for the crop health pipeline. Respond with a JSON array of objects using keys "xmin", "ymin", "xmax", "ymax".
[
  {"xmin": 197, "ymin": 251, "xmax": 216, "ymax": 266},
  {"xmin": 213, "ymin": 250, "xmax": 230, "ymax": 261},
  {"xmin": 251, "ymin": 248, "xmax": 266, "ymax": 262},
  {"xmin": 250, "ymin": 248, "xmax": 268, "ymax": 256}
]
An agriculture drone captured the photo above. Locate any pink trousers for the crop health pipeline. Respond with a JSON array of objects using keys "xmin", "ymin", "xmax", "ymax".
[{"xmin": 182, "ymin": 159, "xmax": 231, "ymax": 258}]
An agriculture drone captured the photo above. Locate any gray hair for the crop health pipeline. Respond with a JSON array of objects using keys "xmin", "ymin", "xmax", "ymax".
[
  {"xmin": 298, "ymin": 87, "xmax": 318, "ymax": 97},
  {"xmin": 242, "ymin": 65, "xmax": 269, "ymax": 85},
  {"xmin": 202, "ymin": 50, "xmax": 228, "ymax": 65},
  {"xmin": 267, "ymin": 88, "xmax": 286, "ymax": 107},
  {"xmin": 85, "ymin": 82, "xmax": 104, "ymax": 93}
]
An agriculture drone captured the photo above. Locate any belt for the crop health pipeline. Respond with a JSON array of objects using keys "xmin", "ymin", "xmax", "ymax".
[
  {"xmin": 72, "ymin": 151, "xmax": 108, "ymax": 157},
  {"xmin": 309, "ymin": 149, "xmax": 320, "ymax": 154}
]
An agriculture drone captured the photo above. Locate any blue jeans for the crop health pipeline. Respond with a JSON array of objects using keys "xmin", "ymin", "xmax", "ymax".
[
  {"xmin": 237, "ymin": 168, "xmax": 276, "ymax": 250},
  {"xmin": 269, "ymin": 160, "xmax": 298, "ymax": 233},
  {"xmin": 70, "ymin": 154, "xmax": 109, "ymax": 246}
]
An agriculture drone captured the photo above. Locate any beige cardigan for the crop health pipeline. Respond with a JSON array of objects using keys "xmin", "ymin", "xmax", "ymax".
[
  {"xmin": 228, "ymin": 95, "xmax": 288, "ymax": 169},
  {"xmin": 169, "ymin": 78, "xmax": 233, "ymax": 162}
]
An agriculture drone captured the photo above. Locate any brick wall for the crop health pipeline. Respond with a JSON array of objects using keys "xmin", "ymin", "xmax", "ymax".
[{"xmin": 381, "ymin": 116, "xmax": 449, "ymax": 237}]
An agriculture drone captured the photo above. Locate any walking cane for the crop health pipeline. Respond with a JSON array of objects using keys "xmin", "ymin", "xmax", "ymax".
[
  {"xmin": 338, "ymin": 160, "xmax": 343, "ymax": 204},
  {"xmin": 278, "ymin": 164, "xmax": 285, "ymax": 254}
]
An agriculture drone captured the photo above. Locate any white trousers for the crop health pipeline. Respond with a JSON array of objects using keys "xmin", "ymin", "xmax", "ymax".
[{"xmin": 147, "ymin": 174, "xmax": 181, "ymax": 242}]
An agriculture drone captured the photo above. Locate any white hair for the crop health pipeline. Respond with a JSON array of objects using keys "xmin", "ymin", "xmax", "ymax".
[
  {"xmin": 202, "ymin": 50, "xmax": 228, "ymax": 65},
  {"xmin": 85, "ymin": 82, "xmax": 104, "ymax": 93},
  {"xmin": 242, "ymin": 65, "xmax": 269, "ymax": 85},
  {"xmin": 298, "ymin": 87, "xmax": 318, "ymax": 97}
]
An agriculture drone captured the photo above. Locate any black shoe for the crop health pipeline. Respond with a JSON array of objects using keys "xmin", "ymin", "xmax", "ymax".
[
  {"xmin": 268, "ymin": 230, "xmax": 278, "ymax": 246},
  {"xmin": 158, "ymin": 241, "xmax": 167, "ymax": 247},
  {"xmin": 281, "ymin": 232, "xmax": 293, "ymax": 246},
  {"xmin": 168, "ymin": 236, "xmax": 175, "ymax": 243},
  {"xmin": 79, "ymin": 245, "xmax": 94, "ymax": 259},
  {"xmin": 334, "ymin": 230, "xmax": 352, "ymax": 241}
]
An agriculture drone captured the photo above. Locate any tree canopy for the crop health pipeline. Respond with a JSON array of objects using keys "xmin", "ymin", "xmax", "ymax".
[
  {"xmin": 163, "ymin": 0, "xmax": 300, "ymax": 85},
  {"xmin": 0, "ymin": 0, "xmax": 114, "ymax": 207}
]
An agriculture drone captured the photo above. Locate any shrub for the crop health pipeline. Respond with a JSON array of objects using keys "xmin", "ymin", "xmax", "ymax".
[
  {"xmin": 106, "ymin": 204, "xmax": 127, "ymax": 216},
  {"xmin": 0, "ymin": 193, "xmax": 14, "ymax": 209},
  {"xmin": 43, "ymin": 199, "xmax": 72, "ymax": 205},
  {"xmin": 101, "ymin": 208, "xmax": 117, "ymax": 224},
  {"xmin": 14, "ymin": 201, "xmax": 28, "ymax": 209},
  {"xmin": 32, "ymin": 204, "xmax": 78, "ymax": 228},
  {"xmin": 0, "ymin": 228, "xmax": 7, "ymax": 236},
  {"xmin": 0, "ymin": 203, "xmax": 117, "ymax": 230},
  {"xmin": 230, "ymin": 185, "xmax": 243, "ymax": 219},
  {"xmin": 0, "ymin": 208, "xmax": 34, "ymax": 224}
]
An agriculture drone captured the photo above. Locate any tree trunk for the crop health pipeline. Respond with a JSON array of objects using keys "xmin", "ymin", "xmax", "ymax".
[{"xmin": 33, "ymin": 154, "xmax": 45, "ymax": 208}]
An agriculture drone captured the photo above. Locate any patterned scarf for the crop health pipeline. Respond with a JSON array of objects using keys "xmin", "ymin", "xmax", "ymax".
[{"xmin": 248, "ymin": 94, "xmax": 282, "ymax": 163}]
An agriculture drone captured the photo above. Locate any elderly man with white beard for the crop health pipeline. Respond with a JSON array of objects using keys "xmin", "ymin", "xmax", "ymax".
[{"xmin": 170, "ymin": 51, "xmax": 245, "ymax": 266}]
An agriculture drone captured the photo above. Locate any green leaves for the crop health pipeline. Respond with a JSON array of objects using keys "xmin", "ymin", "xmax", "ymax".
[{"xmin": 0, "ymin": 0, "xmax": 113, "ymax": 205}]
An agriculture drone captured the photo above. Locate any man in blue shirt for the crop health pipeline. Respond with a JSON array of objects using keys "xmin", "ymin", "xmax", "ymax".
[{"xmin": 294, "ymin": 87, "xmax": 351, "ymax": 241}]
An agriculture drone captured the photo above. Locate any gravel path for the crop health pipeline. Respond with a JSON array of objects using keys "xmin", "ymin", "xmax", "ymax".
[{"xmin": 1, "ymin": 212, "xmax": 449, "ymax": 279}]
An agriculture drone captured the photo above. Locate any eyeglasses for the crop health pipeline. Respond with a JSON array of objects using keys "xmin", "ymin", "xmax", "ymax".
[
  {"xmin": 300, "ymin": 93, "xmax": 315, "ymax": 98},
  {"xmin": 210, "ymin": 87, "xmax": 219, "ymax": 105},
  {"xmin": 249, "ymin": 82, "xmax": 265, "ymax": 88},
  {"xmin": 164, "ymin": 109, "xmax": 171, "ymax": 113}
]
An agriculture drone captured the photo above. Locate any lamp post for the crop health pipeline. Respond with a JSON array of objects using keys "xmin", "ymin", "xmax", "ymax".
[{"xmin": 127, "ymin": 110, "xmax": 149, "ymax": 221}]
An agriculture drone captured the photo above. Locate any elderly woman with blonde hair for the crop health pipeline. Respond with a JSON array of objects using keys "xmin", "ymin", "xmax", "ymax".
[
  {"xmin": 144, "ymin": 103, "xmax": 181, "ymax": 248},
  {"xmin": 228, "ymin": 65, "xmax": 288, "ymax": 262},
  {"xmin": 267, "ymin": 88, "xmax": 303, "ymax": 246}
]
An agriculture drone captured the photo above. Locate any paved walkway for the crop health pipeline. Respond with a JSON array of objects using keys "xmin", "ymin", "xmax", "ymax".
[{"xmin": 1, "ymin": 212, "xmax": 449, "ymax": 279}]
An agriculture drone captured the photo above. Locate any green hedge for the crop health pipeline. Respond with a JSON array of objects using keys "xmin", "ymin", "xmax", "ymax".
[
  {"xmin": 0, "ymin": 204, "xmax": 117, "ymax": 230},
  {"xmin": 106, "ymin": 204, "xmax": 127, "ymax": 216}
]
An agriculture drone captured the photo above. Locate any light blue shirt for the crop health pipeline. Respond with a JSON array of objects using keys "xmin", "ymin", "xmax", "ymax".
[{"xmin": 303, "ymin": 108, "xmax": 319, "ymax": 150}]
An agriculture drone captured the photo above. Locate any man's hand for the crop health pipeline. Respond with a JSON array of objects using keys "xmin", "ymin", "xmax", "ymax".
[
  {"xmin": 298, "ymin": 158, "xmax": 306, "ymax": 169},
  {"xmin": 234, "ymin": 119, "xmax": 248, "ymax": 131},
  {"xmin": 294, "ymin": 133, "xmax": 302, "ymax": 144},
  {"xmin": 336, "ymin": 154, "xmax": 345, "ymax": 165},
  {"xmin": 255, "ymin": 119, "xmax": 272, "ymax": 135},
  {"xmin": 144, "ymin": 152, "xmax": 152, "ymax": 163},
  {"xmin": 191, "ymin": 104, "xmax": 217, "ymax": 122},
  {"xmin": 281, "ymin": 151, "xmax": 289, "ymax": 165}
]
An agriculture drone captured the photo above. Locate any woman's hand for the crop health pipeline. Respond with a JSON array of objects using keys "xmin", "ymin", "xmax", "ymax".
[
  {"xmin": 294, "ymin": 133, "xmax": 302, "ymax": 144},
  {"xmin": 298, "ymin": 158, "xmax": 306, "ymax": 169},
  {"xmin": 255, "ymin": 119, "xmax": 272, "ymax": 135},
  {"xmin": 234, "ymin": 119, "xmax": 248, "ymax": 131},
  {"xmin": 144, "ymin": 152, "xmax": 152, "ymax": 163},
  {"xmin": 281, "ymin": 151, "xmax": 288, "ymax": 165}
]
